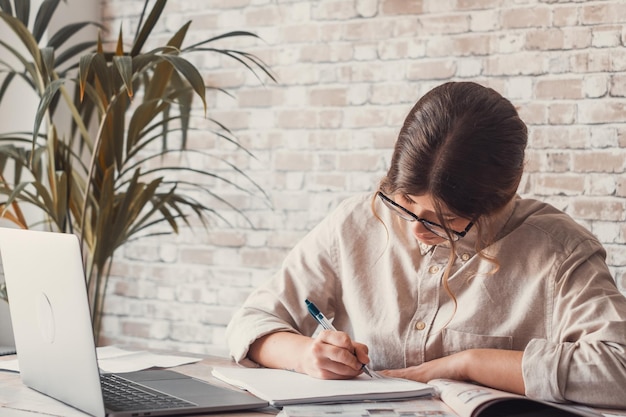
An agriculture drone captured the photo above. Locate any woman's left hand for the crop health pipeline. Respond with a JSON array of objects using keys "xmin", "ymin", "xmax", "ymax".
[
  {"xmin": 378, "ymin": 349, "xmax": 525, "ymax": 395},
  {"xmin": 378, "ymin": 351, "xmax": 468, "ymax": 382}
]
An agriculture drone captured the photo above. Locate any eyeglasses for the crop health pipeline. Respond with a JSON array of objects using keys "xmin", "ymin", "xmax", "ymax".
[{"xmin": 377, "ymin": 192, "xmax": 473, "ymax": 241}]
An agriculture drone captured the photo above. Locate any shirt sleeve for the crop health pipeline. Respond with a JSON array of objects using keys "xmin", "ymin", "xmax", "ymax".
[
  {"xmin": 225, "ymin": 202, "xmax": 343, "ymax": 366},
  {"xmin": 522, "ymin": 238, "xmax": 626, "ymax": 408}
]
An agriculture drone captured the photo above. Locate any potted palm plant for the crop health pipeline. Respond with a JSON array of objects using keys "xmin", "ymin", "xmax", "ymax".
[{"xmin": 0, "ymin": 0, "xmax": 273, "ymax": 339}]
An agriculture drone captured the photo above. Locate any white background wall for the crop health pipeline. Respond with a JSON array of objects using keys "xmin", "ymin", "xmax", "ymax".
[
  {"xmin": 4, "ymin": 0, "xmax": 625, "ymax": 356},
  {"xmin": 97, "ymin": 0, "xmax": 626, "ymax": 356}
]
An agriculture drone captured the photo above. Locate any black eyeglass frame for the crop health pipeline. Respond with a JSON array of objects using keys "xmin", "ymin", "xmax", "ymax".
[{"xmin": 377, "ymin": 191, "xmax": 474, "ymax": 241}]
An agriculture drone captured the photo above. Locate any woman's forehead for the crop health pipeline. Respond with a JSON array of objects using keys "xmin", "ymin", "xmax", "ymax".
[{"xmin": 405, "ymin": 194, "xmax": 445, "ymax": 213}]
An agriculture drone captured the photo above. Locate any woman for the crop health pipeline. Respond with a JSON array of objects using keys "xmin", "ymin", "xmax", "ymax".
[{"xmin": 226, "ymin": 82, "xmax": 626, "ymax": 408}]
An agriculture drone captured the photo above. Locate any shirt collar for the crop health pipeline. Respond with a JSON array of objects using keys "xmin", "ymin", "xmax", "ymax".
[{"xmin": 420, "ymin": 197, "xmax": 517, "ymax": 261}]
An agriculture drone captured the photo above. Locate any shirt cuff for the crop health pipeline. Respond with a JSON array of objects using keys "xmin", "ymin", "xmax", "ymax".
[{"xmin": 522, "ymin": 338, "xmax": 572, "ymax": 403}]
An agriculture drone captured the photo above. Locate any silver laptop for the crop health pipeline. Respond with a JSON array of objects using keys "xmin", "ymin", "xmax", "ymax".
[{"xmin": 0, "ymin": 227, "xmax": 268, "ymax": 417}]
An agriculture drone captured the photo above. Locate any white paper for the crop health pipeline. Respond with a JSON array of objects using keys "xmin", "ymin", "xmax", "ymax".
[
  {"xmin": 282, "ymin": 398, "xmax": 457, "ymax": 416},
  {"xmin": 0, "ymin": 345, "xmax": 201, "ymax": 373},
  {"xmin": 212, "ymin": 366, "xmax": 435, "ymax": 406}
]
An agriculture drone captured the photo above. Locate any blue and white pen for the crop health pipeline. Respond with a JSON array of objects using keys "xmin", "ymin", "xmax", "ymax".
[{"xmin": 305, "ymin": 298, "xmax": 374, "ymax": 378}]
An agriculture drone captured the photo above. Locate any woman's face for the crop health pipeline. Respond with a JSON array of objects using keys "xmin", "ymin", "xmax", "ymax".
[{"xmin": 400, "ymin": 194, "xmax": 472, "ymax": 245}]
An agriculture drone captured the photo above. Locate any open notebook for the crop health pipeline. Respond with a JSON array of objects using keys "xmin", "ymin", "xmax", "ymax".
[{"xmin": 212, "ymin": 366, "xmax": 435, "ymax": 406}]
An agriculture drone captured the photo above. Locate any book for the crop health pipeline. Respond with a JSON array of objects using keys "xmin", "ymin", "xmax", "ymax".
[
  {"xmin": 211, "ymin": 367, "xmax": 435, "ymax": 406},
  {"xmin": 428, "ymin": 379, "xmax": 603, "ymax": 417},
  {"xmin": 281, "ymin": 379, "xmax": 606, "ymax": 417}
]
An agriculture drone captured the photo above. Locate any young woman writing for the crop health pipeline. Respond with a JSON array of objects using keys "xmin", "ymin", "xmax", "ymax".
[{"xmin": 226, "ymin": 82, "xmax": 626, "ymax": 408}]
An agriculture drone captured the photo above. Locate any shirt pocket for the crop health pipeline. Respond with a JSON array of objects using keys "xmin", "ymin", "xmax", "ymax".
[{"xmin": 442, "ymin": 328, "xmax": 513, "ymax": 355}]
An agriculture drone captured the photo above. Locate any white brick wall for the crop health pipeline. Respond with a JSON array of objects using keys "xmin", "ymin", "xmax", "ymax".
[{"xmin": 99, "ymin": 0, "xmax": 626, "ymax": 355}]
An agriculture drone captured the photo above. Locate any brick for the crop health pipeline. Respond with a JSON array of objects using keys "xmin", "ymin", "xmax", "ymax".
[
  {"xmin": 495, "ymin": 33, "xmax": 525, "ymax": 54},
  {"xmin": 516, "ymin": 101, "xmax": 549, "ymax": 125},
  {"xmin": 535, "ymin": 174, "xmax": 584, "ymax": 195},
  {"xmin": 378, "ymin": 39, "xmax": 427, "ymax": 60},
  {"xmin": 544, "ymin": 152, "xmax": 573, "ymax": 173},
  {"xmin": 611, "ymin": 49, "xmax": 626, "ymax": 71},
  {"xmin": 344, "ymin": 20, "xmax": 396, "ymax": 41},
  {"xmin": 240, "ymin": 247, "xmax": 289, "ymax": 268},
  {"xmin": 281, "ymin": 24, "xmax": 320, "ymax": 43},
  {"xmin": 609, "ymin": 74, "xmax": 626, "ymax": 97},
  {"xmin": 501, "ymin": 7, "xmax": 551, "ymax": 29},
  {"xmin": 581, "ymin": 3, "xmax": 626, "ymax": 25},
  {"xmin": 342, "ymin": 107, "xmax": 388, "ymax": 128},
  {"xmin": 535, "ymin": 78, "xmax": 583, "ymax": 99},
  {"xmin": 381, "ymin": 0, "xmax": 423, "ymax": 15},
  {"xmin": 563, "ymin": 27, "xmax": 592, "ymax": 49},
  {"xmin": 591, "ymin": 26, "xmax": 623, "ymax": 48},
  {"xmin": 470, "ymin": 10, "xmax": 500, "ymax": 32},
  {"xmin": 485, "ymin": 52, "xmax": 546, "ymax": 76},
  {"xmin": 342, "ymin": 61, "xmax": 405, "ymax": 83},
  {"xmin": 299, "ymin": 43, "xmax": 353, "ymax": 63},
  {"xmin": 570, "ymin": 198, "xmax": 626, "ymax": 221},
  {"xmin": 274, "ymin": 151, "xmax": 315, "ymax": 171},
  {"xmin": 419, "ymin": 14, "xmax": 470, "ymax": 35},
  {"xmin": 526, "ymin": 29, "xmax": 565, "ymax": 51},
  {"xmin": 237, "ymin": 89, "xmax": 283, "ymax": 107},
  {"xmin": 244, "ymin": 6, "xmax": 281, "ymax": 27},
  {"xmin": 553, "ymin": 5, "xmax": 580, "ymax": 27},
  {"xmin": 586, "ymin": 174, "xmax": 617, "ymax": 196},
  {"xmin": 590, "ymin": 127, "xmax": 618, "ymax": 148},
  {"xmin": 310, "ymin": 87, "xmax": 348, "ymax": 106},
  {"xmin": 275, "ymin": 64, "xmax": 321, "ymax": 85},
  {"xmin": 592, "ymin": 221, "xmax": 622, "ymax": 243},
  {"xmin": 570, "ymin": 50, "xmax": 611, "ymax": 73},
  {"xmin": 572, "ymin": 151, "xmax": 626, "ymax": 173},
  {"xmin": 276, "ymin": 109, "xmax": 319, "ymax": 129},
  {"xmin": 318, "ymin": 109, "xmax": 344, "ymax": 128},
  {"xmin": 548, "ymin": 102, "xmax": 576, "ymax": 125},
  {"xmin": 427, "ymin": 34, "xmax": 491, "ymax": 57},
  {"xmin": 583, "ymin": 74, "xmax": 609, "ymax": 98},
  {"xmin": 407, "ymin": 60, "xmax": 456, "ymax": 80},
  {"xmin": 606, "ymin": 245, "xmax": 626, "ymax": 266},
  {"xmin": 356, "ymin": 0, "xmax": 377, "ymax": 18},
  {"xmin": 337, "ymin": 153, "xmax": 382, "ymax": 171},
  {"xmin": 457, "ymin": 0, "xmax": 502, "ymax": 10},
  {"xmin": 313, "ymin": 0, "xmax": 357, "ymax": 20},
  {"xmin": 529, "ymin": 126, "xmax": 589, "ymax": 149},
  {"xmin": 578, "ymin": 101, "xmax": 626, "ymax": 124}
]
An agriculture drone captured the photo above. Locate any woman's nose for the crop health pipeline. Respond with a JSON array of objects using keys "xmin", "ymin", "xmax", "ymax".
[{"xmin": 411, "ymin": 220, "xmax": 430, "ymax": 235}]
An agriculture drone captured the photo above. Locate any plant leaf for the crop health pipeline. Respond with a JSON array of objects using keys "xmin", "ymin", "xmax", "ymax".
[
  {"xmin": 0, "ymin": 11, "xmax": 43, "ymax": 77},
  {"xmin": 130, "ymin": 0, "xmax": 166, "ymax": 56},
  {"xmin": 33, "ymin": 0, "xmax": 61, "ymax": 42},
  {"xmin": 14, "ymin": 0, "xmax": 30, "ymax": 27},
  {"xmin": 158, "ymin": 54, "xmax": 206, "ymax": 111},
  {"xmin": 113, "ymin": 55, "xmax": 133, "ymax": 97}
]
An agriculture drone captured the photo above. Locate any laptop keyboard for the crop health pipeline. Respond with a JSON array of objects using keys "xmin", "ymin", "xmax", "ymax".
[{"xmin": 101, "ymin": 373, "xmax": 196, "ymax": 411}]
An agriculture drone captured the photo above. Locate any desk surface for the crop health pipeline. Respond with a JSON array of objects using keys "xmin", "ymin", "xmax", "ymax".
[{"xmin": 0, "ymin": 352, "xmax": 280, "ymax": 417}]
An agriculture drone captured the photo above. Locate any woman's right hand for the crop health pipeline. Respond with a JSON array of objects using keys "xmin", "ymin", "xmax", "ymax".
[
  {"xmin": 248, "ymin": 330, "xmax": 370, "ymax": 380},
  {"xmin": 299, "ymin": 329, "xmax": 370, "ymax": 379}
]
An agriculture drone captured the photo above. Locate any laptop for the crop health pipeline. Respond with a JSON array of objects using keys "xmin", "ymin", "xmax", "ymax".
[{"xmin": 0, "ymin": 227, "xmax": 268, "ymax": 417}]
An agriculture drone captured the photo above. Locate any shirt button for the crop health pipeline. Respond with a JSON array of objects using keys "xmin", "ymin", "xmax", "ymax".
[
  {"xmin": 428, "ymin": 265, "xmax": 440, "ymax": 274},
  {"xmin": 461, "ymin": 253, "xmax": 470, "ymax": 261},
  {"xmin": 415, "ymin": 321, "xmax": 426, "ymax": 331}
]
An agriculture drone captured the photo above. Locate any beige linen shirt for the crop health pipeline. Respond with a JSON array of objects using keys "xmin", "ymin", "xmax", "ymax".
[{"xmin": 226, "ymin": 193, "xmax": 626, "ymax": 408}]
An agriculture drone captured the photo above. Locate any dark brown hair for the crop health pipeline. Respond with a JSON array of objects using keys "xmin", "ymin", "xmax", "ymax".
[
  {"xmin": 379, "ymin": 81, "xmax": 527, "ymax": 224},
  {"xmin": 376, "ymin": 82, "xmax": 528, "ymax": 323}
]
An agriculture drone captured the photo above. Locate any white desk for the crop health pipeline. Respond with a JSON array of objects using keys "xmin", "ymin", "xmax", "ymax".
[{"xmin": 0, "ymin": 353, "xmax": 279, "ymax": 416}]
